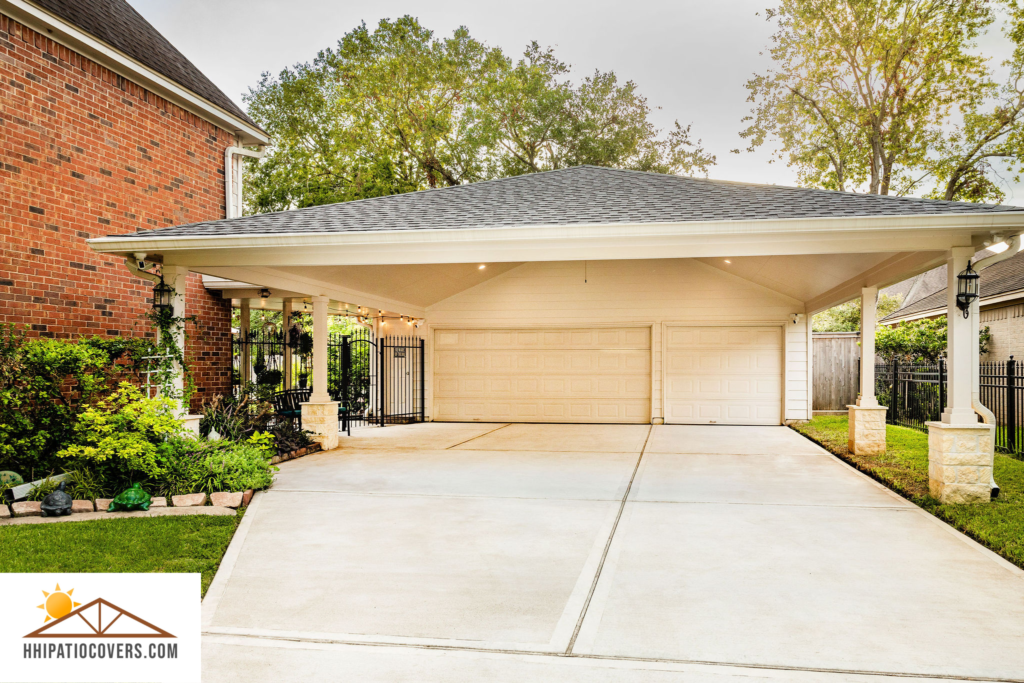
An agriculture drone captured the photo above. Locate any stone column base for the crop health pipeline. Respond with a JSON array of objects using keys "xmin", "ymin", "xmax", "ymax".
[
  {"xmin": 926, "ymin": 421, "xmax": 994, "ymax": 504},
  {"xmin": 847, "ymin": 405, "xmax": 887, "ymax": 455},
  {"xmin": 301, "ymin": 401, "xmax": 340, "ymax": 451}
]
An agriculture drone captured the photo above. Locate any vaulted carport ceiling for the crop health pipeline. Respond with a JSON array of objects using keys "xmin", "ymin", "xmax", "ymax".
[{"xmin": 200, "ymin": 250, "xmax": 945, "ymax": 316}]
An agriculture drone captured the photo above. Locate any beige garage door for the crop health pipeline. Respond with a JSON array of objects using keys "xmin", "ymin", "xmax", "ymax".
[
  {"xmin": 433, "ymin": 328, "xmax": 651, "ymax": 423},
  {"xmin": 664, "ymin": 326, "xmax": 783, "ymax": 425}
]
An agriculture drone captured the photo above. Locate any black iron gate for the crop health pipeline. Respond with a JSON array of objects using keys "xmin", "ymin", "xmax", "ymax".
[{"xmin": 232, "ymin": 326, "xmax": 424, "ymax": 430}]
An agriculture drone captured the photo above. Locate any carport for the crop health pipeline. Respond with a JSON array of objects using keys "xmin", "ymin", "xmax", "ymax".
[{"xmin": 88, "ymin": 166, "xmax": 1024, "ymax": 503}]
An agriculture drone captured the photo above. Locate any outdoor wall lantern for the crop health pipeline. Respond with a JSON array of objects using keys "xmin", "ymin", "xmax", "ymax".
[
  {"xmin": 152, "ymin": 276, "xmax": 174, "ymax": 314},
  {"xmin": 956, "ymin": 261, "xmax": 980, "ymax": 318},
  {"xmin": 260, "ymin": 288, "xmax": 271, "ymax": 299}
]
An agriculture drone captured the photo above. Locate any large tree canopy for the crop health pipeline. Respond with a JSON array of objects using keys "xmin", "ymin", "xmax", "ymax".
[
  {"xmin": 740, "ymin": 0, "xmax": 1024, "ymax": 202},
  {"xmin": 244, "ymin": 17, "xmax": 715, "ymax": 213}
]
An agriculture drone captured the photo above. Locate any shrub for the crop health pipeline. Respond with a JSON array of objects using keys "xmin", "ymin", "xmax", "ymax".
[
  {"xmin": 157, "ymin": 433, "xmax": 277, "ymax": 496},
  {"xmin": 58, "ymin": 383, "xmax": 183, "ymax": 480},
  {"xmin": 0, "ymin": 326, "xmax": 117, "ymax": 474},
  {"xmin": 200, "ymin": 393, "xmax": 313, "ymax": 454}
]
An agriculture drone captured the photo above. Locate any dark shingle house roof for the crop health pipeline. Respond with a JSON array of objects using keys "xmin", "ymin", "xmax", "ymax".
[
  {"xmin": 883, "ymin": 250, "xmax": 1024, "ymax": 321},
  {"xmin": 29, "ymin": 0, "xmax": 257, "ymax": 127},
  {"xmin": 122, "ymin": 166, "xmax": 1024, "ymax": 239}
]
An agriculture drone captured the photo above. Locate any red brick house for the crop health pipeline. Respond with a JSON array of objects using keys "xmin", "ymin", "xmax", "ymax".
[{"xmin": 0, "ymin": 0, "xmax": 269, "ymax": 408}]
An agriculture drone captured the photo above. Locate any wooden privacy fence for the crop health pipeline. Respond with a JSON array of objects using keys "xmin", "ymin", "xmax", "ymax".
[{"xmin": 812, "ymin": 332, "xmax": 861, "ymax": 412}]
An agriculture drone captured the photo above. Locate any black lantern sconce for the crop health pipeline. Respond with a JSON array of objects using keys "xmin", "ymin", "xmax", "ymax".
[
  {"xmin": 152, "ymin": 276, "xmax": 174, "ymax": 315},
  {"xmin": 259, "ymin": 288, "xmax": 271, "ymax": 299},
  {"xmin": 956, "ymin": 261, "xmax": 980, "ymax": 318}
]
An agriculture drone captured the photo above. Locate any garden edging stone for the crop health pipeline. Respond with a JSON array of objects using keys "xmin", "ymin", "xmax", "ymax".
[
  {"xmin": 172, "ymin": 493, "xmax": 207, "ymax": 507},
  {"xmin": 0, "ymin": 506, "xmax": 236, "ymax": 526},
  {"xmin": 96, "ymin": 498, "xmax": 113, "ymax": 511},
  {"xmin": 0, "ymin": 504, "xmax": 10, "ymax": 519},
  {"xmin": 210, "ymin": 492, "xmax": 243, "ymax": 508},
  {"xmin": 71, "ymin": 500, "xmax": 94, "ymax": 513},
  {"xmin": 11, "ymin": 501, "xmax": 41, "ymax": 517},
  {"xmin": 151, "ymin": 497, "xmax": 167, "ymax": 508}
]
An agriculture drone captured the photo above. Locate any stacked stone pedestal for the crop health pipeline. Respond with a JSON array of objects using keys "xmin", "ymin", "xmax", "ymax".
[
  {"xmin": 301, "ymin": 401, "xmax": 340, "ymax": 451},
  {"xmin": 847, "ymin": 405, "xmax": 888, "ymax": 456},
  {"xmin": 926, "ymin": 421, "xmax": 994, "ymax": 504}
]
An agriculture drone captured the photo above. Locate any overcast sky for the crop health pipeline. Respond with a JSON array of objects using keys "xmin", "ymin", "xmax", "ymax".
[{"xmin": 130, "ymin": 0, "xmax": 1024, "ymax": 204}]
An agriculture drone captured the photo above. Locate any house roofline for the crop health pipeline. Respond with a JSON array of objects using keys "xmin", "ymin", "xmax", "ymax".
[
  {"xmin": 883, "ymin": 287, "xmax": 1024, "ymax": 324},
  {"xmin": 1, "ymin": 0, "xmax": 269, "ymax": 145}
]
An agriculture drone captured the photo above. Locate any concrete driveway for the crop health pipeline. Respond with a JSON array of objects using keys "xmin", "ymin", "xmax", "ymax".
[{"xmin": 202, "ymin": 423, "xmax": 1024, "ymax": 682}]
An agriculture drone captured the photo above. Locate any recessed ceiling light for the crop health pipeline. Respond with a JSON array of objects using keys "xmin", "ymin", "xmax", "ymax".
[
  {"xmin": 478, "ymin": 264, "xmax": 486, "ymax": 270},
  {"xmin": 724, "ymin": 260, "xmax": 731, "ymax": 264}
]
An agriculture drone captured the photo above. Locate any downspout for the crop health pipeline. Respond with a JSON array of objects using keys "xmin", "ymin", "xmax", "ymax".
[
  {"xmin": 971, "ymin": 235, "xmax": 1022, "ymax": 498},
  {"xmin": 124, "ymin": 257, "xmax": 161, "ymax": 284},
  {"xmin": 224, "ymin": 144, "xmax": 266, "ymax": 219}
]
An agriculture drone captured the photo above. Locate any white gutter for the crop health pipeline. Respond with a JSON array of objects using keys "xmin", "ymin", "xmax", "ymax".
[
  {"xmin": 1, "ymin": 0, "xmax": 269, "ymax": 146},
  {"xmin": 225, "ymin": 145, "xmax": 266, "ymax": 219}
]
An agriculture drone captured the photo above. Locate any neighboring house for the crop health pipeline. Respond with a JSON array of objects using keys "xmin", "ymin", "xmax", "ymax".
[
  {"xmin": 881, "ymin": 249, "xmax": 1024, "ymax": 360},
  {"xmin": 87, "ymin": 165, "xmax": 1024, "ymax": 433},
  {"xmin": 0, "ymin": 0, "xmax": 268, "ymax": 407}
]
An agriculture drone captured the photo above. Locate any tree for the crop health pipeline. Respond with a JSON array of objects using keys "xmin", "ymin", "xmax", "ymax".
[
  {"xmin": 923, "ymin": 2, "xmax": 1024, "ymax": 202},
  {"xmin": 812, "ymin": 293, "xmax": 903, "ymax": 332},
  {"xmin": 244, "ymin": 18, "xmax": 715, "ymax": 213},
  {"xmin": 740, "ymin": 0, "xmax": 1001, "ymax": 198}
]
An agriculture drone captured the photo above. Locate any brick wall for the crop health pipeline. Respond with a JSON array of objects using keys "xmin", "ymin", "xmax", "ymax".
[
  {"xmin": 980, "ymin": 304, "xmax": 1024, "ymax": 361},
  {"xmin": 0, "ymin": 13, "xmax": 233, "ymax": 409}
]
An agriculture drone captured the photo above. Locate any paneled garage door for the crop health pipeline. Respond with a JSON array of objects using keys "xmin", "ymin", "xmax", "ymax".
[
  {"xmin": 664, "ymin": 326, "xmax": 783, "ymax": 425},
  {"xmin": 433, "ymin": 328, "xmax": 651, "ymax": 423}
]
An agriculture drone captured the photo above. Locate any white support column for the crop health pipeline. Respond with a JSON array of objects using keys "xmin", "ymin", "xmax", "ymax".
[
  {"xmin": 164, "ymin": 266, "xmax": 200, "ymax": 434},
  {"xmin": 943, "ymin": 247, "xmax": 979, "ymax": 425},
  {"xmin": 310, "ymin": 296, "xmax": 330, "ymax": 403},
  {"xmin": 927, "ymin": 247, "xmax": 993, "ymax": 504},
  {"xmin": 302, "ymin": 295, "xmax": 339, "ymax": 450},
  {"xmin": 848, "ymin": 287, "xmax": 887, "ymax": 455},
  {"xmin": 858, "ymin": 287, "xmax": 878, "ymax": 407},
  {"xmin": 239, "ymin": 299, "xmax": 251, "ymax": 386},
  {"xmin": 282, "ymin": 299, "xmax": 293, "ymax": 390}
]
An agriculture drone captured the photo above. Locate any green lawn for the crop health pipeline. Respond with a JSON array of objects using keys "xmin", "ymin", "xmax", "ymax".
[
  {"xmin": 0, "ymin": 513, "xmax": 242, "ymax": 596},
  {"xmin": 794, "ymin": 416, "xmax": 1024, "ymax": 570}
]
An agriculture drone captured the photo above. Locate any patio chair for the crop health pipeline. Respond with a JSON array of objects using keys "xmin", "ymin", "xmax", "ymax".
[{"xmin": 270, "ymin": 388, "xmax": 351, "ymax": 436}]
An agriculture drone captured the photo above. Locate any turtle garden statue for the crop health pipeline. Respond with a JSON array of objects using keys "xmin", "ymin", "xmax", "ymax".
[
  {"xmin": 40, "ymin": 481, "xmax": 73, "ymax": 517},
  {"xmin": 108, "ymin": 483, "xmax": 152, "ymax": 512}
]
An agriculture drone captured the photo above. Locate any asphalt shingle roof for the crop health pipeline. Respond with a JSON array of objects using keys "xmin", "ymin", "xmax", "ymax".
[
  {"xmin": 883, "ymin": 249, "xmax": 1024, "ymax": 320},
  {"xmin": 30, "ymin": 0, "xmax": 258, "ymax": 128},
  {"xmin": 123, "ymin": 165, "xmax": 1024, "ymax": 239}
]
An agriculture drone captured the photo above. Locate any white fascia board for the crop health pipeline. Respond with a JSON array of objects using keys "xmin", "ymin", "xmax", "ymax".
[
  {"xmin": 87, "ymin": 212, "xmax": 1024, "ymax": 267},
  {"xmin": 1, "ymin": 0, "xmax": 269, "ymax": 145}
]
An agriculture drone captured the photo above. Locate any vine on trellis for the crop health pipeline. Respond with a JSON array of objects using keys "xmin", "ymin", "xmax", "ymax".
[{"xmin": 145, "ymin": 306, "xmax": 198, "ymax": 409}]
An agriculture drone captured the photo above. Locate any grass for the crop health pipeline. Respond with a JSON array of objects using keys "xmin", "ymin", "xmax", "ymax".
[
  {"xmin": 793, "ymin": 416, "xmax": 1024, "ymax": 570},
  {"xmin": 0, "ymin": 512, "xmax": 242, "ymax": 596}
]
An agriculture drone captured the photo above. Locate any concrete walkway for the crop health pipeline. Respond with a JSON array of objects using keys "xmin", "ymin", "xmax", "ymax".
[{"xmin": 202, "ymin": 423, "xmax": 1024, "ymax": 682}]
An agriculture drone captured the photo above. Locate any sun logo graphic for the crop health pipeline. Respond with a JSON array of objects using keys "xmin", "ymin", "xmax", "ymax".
[
  {"xmin": 37, "ymin": 584, "xmax": 81, "ymax": 623},
  {"xmin": 25, "ymin": 585, "xmax": 174, "ymax": 638}
]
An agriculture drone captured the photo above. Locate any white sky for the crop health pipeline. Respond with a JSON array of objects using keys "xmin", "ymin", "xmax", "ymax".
[{"xmin": 129, "ymin": 0, "xmax": 1024, "ymax": 204}]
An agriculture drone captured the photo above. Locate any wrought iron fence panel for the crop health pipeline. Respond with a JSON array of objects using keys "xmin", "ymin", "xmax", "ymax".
[{"xmin": 872, "ymin": 358, "xmax": 1023, "ymax": 459}]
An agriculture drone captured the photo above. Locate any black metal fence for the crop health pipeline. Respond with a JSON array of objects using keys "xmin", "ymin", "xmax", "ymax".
[
  {"xmin": 874, "ymin": 358, "xmax": 1024, "ymax": 457},
  {"xmin": 231, "ymin": 327, "xmax": 424, "ymax": 430}
]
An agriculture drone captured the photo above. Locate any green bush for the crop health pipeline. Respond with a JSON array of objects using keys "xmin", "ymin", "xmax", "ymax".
[
  {"xmin": 58, "ymin": 383, "xmax": 183, "ymax": 480},
  {"xmin": 157, "ymin": 433, "xmax": 277, "ymax": 496}
]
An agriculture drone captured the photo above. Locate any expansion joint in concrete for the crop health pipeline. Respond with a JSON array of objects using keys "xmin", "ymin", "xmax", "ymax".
[{"xmin": 564, "ymin": 424, "xmax": 653, "ymax": 655}]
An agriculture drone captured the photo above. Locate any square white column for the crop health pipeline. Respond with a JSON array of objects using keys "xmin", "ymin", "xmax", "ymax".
[
  {"xmin": 848, "ymin": 287, "xmax": 886, "ymax": 455},
  {"xmin": 941, "ymin": 247, "xmax": 978, "ymax": 425},
  {"xmin": 302, "ymin": 295, "xmax": 339, "ymax": 450}
]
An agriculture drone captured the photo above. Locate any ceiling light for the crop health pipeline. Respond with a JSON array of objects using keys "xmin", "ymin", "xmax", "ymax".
[
  {"xmin": 724, "ymin": 260, "xmax": 731, "ymax": 264},
  {"xmin": 478, "ymin": 264, "xmax": 486, "ymax": 270}
]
